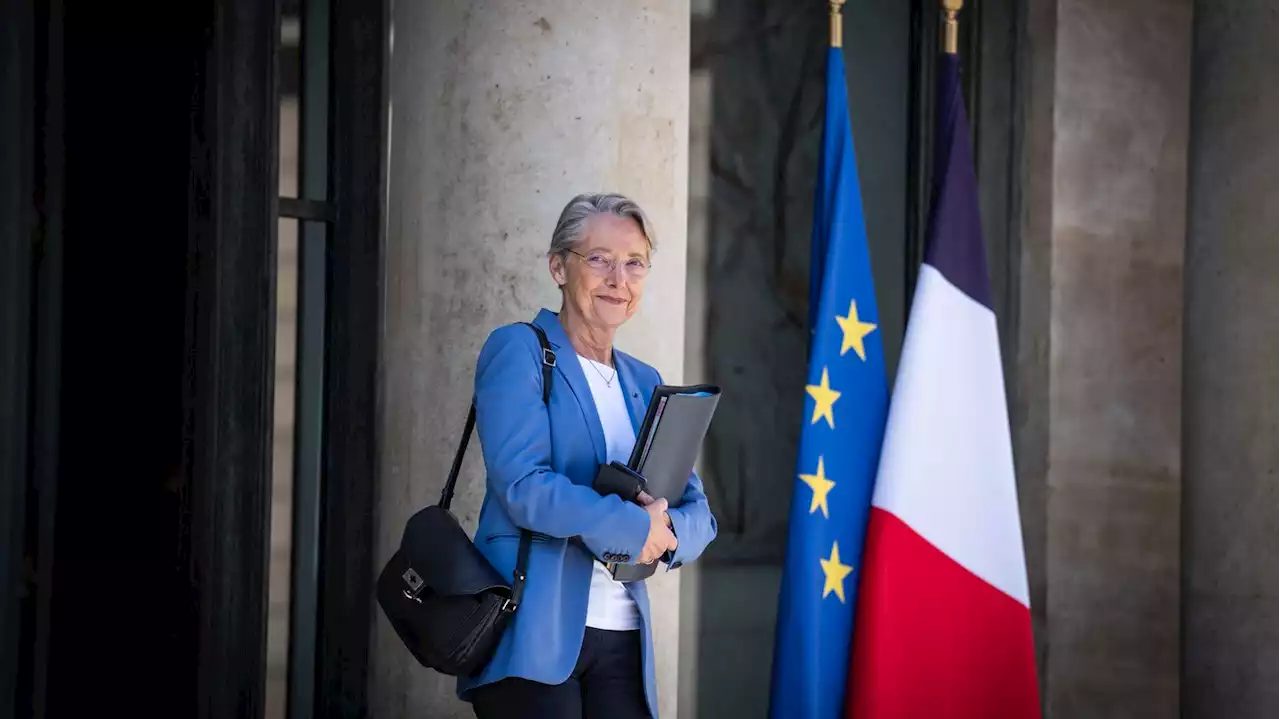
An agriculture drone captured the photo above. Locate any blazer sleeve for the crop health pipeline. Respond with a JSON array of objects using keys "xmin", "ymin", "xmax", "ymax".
[
  {"xmin": 654, "ymin": 371, "xmax": 719, "ymax": 570},
  {"xmin": 474, "ymin": 324, "xmax": 651, "ymax": 563}
]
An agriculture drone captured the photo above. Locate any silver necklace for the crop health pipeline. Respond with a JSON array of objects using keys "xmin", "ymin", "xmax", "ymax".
[{"xmin": 587, "ymin": 358, "xmax": 617, "ymax": 387}]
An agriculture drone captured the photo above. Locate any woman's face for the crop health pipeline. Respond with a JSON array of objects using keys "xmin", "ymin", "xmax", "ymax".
[{"xmin": 550, "ymin": 214, "xmax": 651, "ymax": 331}]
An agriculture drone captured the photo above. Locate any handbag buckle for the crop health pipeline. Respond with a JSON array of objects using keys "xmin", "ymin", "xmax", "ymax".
[
  {"xmin": 541, "ymin": 348, "xmax": 557, "ymax": 368},
  {"xmin": 402, "ymin": 567, "xmax": 425, "ymax": 600}
]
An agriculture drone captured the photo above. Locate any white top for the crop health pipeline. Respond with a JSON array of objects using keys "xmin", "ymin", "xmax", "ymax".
[{"xmin": 578, "ymin": 354, "xmax": 642, "ymax": 631}]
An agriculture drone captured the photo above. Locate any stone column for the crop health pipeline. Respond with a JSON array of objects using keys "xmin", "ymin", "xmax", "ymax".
[
  {"xmin": 1181, "ymin": 0, "xmax": 1278, "ymax": 715},
  {"xmin": 374, "ymin": 3, "xmax": 689, "ymax": 717},
  {"xmin": 1032, "ymin": 0, "xmax": 1193, "ymax": 715}
]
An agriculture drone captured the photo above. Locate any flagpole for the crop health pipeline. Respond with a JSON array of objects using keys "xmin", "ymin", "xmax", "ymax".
[
  {"xmin": 943, "ymin": 0, "xmax": 962, "ymax": 55},
  {"xmin": 829, "ymin": 0, "xmax": 845, "ymax": 48}
]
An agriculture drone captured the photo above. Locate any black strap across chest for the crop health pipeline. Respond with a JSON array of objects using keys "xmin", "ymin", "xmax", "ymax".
[{"xmin": 437, "ymin": 322, "xmax": 553, "ymax": 612}]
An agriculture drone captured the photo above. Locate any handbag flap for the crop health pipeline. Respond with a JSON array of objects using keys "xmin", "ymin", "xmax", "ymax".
[{"xmin": 399, "ymin": 505, "xmax": 511, "ymax": 597}]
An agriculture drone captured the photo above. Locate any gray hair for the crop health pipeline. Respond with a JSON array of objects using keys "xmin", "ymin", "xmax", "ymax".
[{"xmin": 548, "ymin": 192, "xmax": 657, "ymax": 256}]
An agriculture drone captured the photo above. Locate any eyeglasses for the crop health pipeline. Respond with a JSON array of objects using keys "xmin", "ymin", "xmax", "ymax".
[{"xmin": 566, "ymin": 249, "xmax": 651, "ymax": 280}]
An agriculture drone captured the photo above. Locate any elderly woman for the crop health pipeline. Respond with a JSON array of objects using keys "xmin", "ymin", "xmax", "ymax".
[{"xmin": 459, "ymin": 193, "xmax": 718, "ymax": 719}]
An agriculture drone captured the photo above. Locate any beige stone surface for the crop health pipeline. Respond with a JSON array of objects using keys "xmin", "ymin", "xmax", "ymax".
[
  {"xmin": 377, "ymin": 2, "xmax": 690, "ymax": 716},
  {"xmin": 1043, "ymin": 0, "xmax": 1192, "ymax": 715}
]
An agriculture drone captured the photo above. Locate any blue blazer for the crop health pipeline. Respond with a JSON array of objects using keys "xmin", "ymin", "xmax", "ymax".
[{"xmin": 456, "ymin": 309, "xmax": 718, "ymax": 717}]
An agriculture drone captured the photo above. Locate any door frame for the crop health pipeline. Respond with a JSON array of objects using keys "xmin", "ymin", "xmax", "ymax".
[
  {"xmin": 0, "ymin": 0, "xmax": 36, "ymax": 712},
  {"xmin": 183, "ymin": 0, "xmax": 281, "ymax": 714}
]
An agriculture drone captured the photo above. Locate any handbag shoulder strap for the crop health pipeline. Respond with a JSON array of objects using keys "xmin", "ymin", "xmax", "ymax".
[
  {"xmin": 524, "ymin": 321, "xmax": 555, "ymax": 404},
  {"xmin": 508, "ymin": 322, "xmax": 553, "ymax": 611},
  {"xmin": 437, "ymin": 321, "xmax": 555, "ymax": 611}
]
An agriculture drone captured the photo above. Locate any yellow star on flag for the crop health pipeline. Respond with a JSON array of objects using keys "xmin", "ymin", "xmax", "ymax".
[
  {"xmin": 820, "ymin": 542, "xmax": 854, "ymax": 603},
  {"xmin": 835, "ymin": 298, "xmax": 878, "ymax": 361},
  {"xmin": 798, "ymin": 456, "xmax": 836, "ymax": 518},
  {"xmin": 805, "ymin": 367, "xmax": 840, "ymax": 429}
]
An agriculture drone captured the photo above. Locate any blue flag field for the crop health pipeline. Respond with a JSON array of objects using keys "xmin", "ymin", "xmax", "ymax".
[{"xmin": 767, "ymin": 43, "xmax": 891, "ymax": 719}]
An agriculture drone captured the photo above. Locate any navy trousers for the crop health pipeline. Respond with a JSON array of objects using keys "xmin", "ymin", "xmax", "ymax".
[{"xmin": 470, "ymin": 627, "xmax": 651, "ymax": 719}]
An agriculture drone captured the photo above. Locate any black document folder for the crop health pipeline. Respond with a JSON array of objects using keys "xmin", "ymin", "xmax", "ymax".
[{"xmin": 606, "ymin": 384, "xmax": 721, "ymax": 582}]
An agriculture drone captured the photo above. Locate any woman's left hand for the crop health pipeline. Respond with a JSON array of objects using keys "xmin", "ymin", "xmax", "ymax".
[
  {"xmin": 636, "ymin": 491, "xmax": 677, "ymax": 557},
  {"xmin": 636, "ymin": 491, "xmax": 671, "ymax": 524}
]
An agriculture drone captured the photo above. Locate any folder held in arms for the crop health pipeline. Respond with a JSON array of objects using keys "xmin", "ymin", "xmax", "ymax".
[{"xmin": 598, "ymin": 384, "xmax": 721, "ymax": 582}]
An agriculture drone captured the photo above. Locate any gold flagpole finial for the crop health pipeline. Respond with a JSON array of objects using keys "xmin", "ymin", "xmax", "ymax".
[
  {"xmin": 943, "ymin": 0, "xmax": 963, "ymax": 55},
  {"xmin": 829, "ymin": 0, "xmax": 846, "ymax": 49}
]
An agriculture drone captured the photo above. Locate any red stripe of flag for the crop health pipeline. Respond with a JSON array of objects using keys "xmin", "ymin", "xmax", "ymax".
[{"xmin": 847, "ymin": 508, "xmax": 1041, "ymax": 718}]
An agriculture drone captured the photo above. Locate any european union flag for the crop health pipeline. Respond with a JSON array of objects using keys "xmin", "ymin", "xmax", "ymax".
[{"xmin": 767, "ymin": 41, "xmax": 890, "ymax": 719}]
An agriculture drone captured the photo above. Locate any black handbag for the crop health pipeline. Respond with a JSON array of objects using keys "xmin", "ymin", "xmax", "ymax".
[{"xmin": 376, "ymin": 322, "xmax": 555, "ymax": 676}]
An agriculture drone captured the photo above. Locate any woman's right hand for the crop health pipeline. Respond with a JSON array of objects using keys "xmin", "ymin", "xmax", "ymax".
[{"xmin": 638, "ymin": 498, "xmax": 677, "ymax": 564}]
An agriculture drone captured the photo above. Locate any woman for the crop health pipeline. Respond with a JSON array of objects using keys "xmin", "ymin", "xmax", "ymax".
[{"xmin": 459, "ymin": 193, "xmax": 718, "ymax": 719}]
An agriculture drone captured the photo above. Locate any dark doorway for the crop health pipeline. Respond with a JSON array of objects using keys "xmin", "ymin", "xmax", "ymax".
[
  {"xmin": 5, "ymin": 1, "xmax": 281, "ymax": 716},
  {"xmin": 40, "ymin": 4, "xmax": 201, "ymax": 715},
  {"xmin": 0, "ymin": 0, "xmax": 387, "ymax": 716}
]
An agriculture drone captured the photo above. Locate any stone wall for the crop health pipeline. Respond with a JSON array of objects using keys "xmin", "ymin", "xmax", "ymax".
[
  {"xmin": 1009, "ymin": 0, "xmax": 1278, "ymax": 714},
  {"xmin": 1181, "ymin": 0, "xmax": 1279, "ymax": 715},
  {"xmin": 1038, "ymin": 0, "xmax": 1193, "ymax": 714}
]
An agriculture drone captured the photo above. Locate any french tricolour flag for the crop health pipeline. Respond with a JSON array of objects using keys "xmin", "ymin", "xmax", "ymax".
[{"xmin": 845, "ymin": 53, "xmax": 1041, "ymax": 717}]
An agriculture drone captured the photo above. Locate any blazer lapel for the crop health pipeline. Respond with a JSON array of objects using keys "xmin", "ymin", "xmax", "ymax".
[
  {"xmin": 533, "ymin": 309, "xmax": 607, "ymax": 465},
  {"xmin": 613, "ymin": 352, "xmax": 650, "ymax": 435}
]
